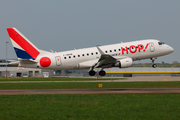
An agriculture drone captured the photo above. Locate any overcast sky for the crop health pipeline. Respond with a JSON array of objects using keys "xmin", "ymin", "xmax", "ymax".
[{"xmin": 0, "ymin": 0, "xmax": 179, "ymax": 63}]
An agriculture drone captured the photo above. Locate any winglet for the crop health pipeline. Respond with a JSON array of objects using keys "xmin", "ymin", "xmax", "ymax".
[{"xmin": 96, "ymin": 46, "xmax": 105, "ymax": 55}]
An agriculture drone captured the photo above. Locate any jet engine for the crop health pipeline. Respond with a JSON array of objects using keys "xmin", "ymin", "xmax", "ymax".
[{"xmin": 114, "ymin": 57, "xmax": 133, "ymax": 68}]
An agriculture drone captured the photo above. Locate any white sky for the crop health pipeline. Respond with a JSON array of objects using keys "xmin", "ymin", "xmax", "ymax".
[{"xmin": 0, "ymin": 0, "xmax": 179, "ymax": 63}]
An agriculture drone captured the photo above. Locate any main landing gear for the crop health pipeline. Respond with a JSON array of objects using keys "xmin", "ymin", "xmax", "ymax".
[
  {"xmin": 99, "ymin": 70, "xmax": 106, "ymax": 76},
  {"xmin": 89, "ymin": 70, "xmax": 96, "ymax": 76},
  {"xmin": 151, "ymin": 58, "xmax": 157, "ymax": 68},
  {"xmin": 89, "ymin": 69, "xmax": 106, "ymax": 76}
]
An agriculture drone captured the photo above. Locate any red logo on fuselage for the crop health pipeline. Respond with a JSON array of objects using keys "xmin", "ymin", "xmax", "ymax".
[{"xmin": 120, "ymin": 43, "xmax": 149, "ymax": 55}]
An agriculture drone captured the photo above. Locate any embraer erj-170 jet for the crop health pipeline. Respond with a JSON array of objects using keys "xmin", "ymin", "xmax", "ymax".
[{"xmin": 7, "ymin": 28, "xmax": 174, "ymax": 76}]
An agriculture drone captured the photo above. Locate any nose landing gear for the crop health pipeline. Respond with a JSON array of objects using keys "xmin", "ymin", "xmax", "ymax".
[
  {"xmin": 151, "ymin": 58, "xmax": 157, "ymax": 68},
  {"xmin": 152, "ymin": 64, "xmax": 157, "ymax": 68}
]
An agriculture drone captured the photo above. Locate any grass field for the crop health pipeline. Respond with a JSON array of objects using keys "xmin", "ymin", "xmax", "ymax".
[
  {"xmin": 1, "ymin": 77, "xmax": 180, "ymax": 120},
  {"xmin": 0, "ymin": 94, "xmax": 180, "ymax": 120},
  {"xmin": 0, "ymin": 77, "xmax": 124, "ymax": 81},
  {"xmin": 0, "ymin": 81, "xmax": 180, "ymax": 89}
]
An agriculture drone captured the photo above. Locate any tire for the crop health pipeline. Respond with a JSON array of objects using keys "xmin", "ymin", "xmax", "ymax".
[
  {"xmin": 152, "ymin": 64, "xmax": 157, "ymax": 68},
  {"xmin": 89, "ymin": 70, "xmax": 96, "ymax": 76},
  {"xmin": 99, "ymin": 70, "xmax": 106, "ymax": 76}
]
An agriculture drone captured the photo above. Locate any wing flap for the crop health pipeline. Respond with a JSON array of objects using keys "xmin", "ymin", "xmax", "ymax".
[{"xmin": 78, "ymin": 59, "xmax": 99, "ymax": 69}]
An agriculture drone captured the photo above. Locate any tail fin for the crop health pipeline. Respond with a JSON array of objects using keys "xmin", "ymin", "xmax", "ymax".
[{"xmin": 7, "ymin": 28, "xmax": 40, "ymax": 60}]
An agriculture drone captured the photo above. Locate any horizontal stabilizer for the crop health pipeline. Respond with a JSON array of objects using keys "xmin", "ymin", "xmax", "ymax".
[
  {"xmin": 18, "ymin": 59, "xmax": 37, "ymax": 64},
  {"xmin": 8, "ymin": 61, "xmax": 19, "ymax": 67}
]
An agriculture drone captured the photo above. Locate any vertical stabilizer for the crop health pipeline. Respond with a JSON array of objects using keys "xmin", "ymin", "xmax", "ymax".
[{"xmin": 7, "ymin": 28, "xmax": 40, "ymax": 60}]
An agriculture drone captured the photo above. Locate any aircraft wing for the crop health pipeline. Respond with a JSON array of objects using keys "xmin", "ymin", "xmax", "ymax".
[
  {"xmin": 78, "ymin": 46, "xmax": 128, "ymax": 69},
  {"xmin": 94, "ymin": 55, "xmax": 116, "ymax": 68},
  {"xmin": 93, "ymin": 46, "xmax": 127, "ymax": 68}
]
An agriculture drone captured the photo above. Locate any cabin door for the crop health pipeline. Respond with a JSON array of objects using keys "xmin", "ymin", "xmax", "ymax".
[
  {"xmin": 149, "ymin": 42, "xmax": 155, "ymax": 52},
  {"xmin": 55, "ymin": 56, "xmax": 61, "ymax": 66}
]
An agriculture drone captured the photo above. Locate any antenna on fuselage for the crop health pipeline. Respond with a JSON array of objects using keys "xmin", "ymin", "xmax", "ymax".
[{"xmin": 50, "ymin": 49, "xmax": 54, "ymax": 53}]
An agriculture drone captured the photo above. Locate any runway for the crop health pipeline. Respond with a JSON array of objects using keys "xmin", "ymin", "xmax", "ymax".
[
  {"xmin": 0, "ymin": 76, "xmax": 179, "ymax": 83},
  {"xmin": 1, "ymin": 76, "xmax": 180, "ymax": 95},
  {"xmin": 1, "ymin": 88, "xmax": 180, "ymax": 95}
]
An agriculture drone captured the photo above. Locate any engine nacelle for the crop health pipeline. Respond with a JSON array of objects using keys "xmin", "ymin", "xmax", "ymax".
[{"xmin": 114, "ymin": 58, "xmax": 133, "ymax": 68}]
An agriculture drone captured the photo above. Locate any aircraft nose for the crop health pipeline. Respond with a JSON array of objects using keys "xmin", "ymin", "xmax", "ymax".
[{"xmin": 169, "ymin": 46, "xmax": 174, "ymax": 53}]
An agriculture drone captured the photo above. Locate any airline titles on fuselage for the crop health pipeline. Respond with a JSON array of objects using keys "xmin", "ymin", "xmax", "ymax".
[{"xmin": 63, "ymin": 43, "xmax": 149, "ymax": 59}]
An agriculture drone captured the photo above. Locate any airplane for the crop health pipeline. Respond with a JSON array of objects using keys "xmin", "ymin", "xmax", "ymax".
[{"xmin": 7, "ymin": 27, "xmax": 174, "ymax": 76}]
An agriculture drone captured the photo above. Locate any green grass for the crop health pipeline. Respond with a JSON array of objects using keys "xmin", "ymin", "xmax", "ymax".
[
  {"xmin": 0, "ymin": 94, "xmax": 180, "ymax": 120},
  {"xmin": 1, "ymin": 81, "xmax": 180, "ymax": 89},
  {"xmin": 0, "ymin": 77, "xmax": 124, "ymax": 81}
]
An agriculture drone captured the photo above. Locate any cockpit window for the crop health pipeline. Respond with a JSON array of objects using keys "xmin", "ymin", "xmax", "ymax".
[{"xmin": 158, "ymin": 42, "xmax": 165, "ymax": 45}]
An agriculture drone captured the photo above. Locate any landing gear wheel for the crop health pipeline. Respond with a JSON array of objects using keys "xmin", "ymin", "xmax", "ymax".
[
  {"xmin": 89, "ymin": 70, "xmax": 96, "ymax": 76},
  {"xmin": 152, "ymin": 64, "xmax": 157, "ymax": 68},
  {"xmin": 151, "ymin": 58, "xmax": 157, "ymax": 68},
  {"xmin": 99, "ymin": 70, "xmax": 106, "ymax": 76}
]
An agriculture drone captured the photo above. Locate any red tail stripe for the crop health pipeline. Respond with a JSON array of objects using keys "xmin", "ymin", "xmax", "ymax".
[{"xmin": 7, "ymin": 28, "xmax": 40, "ymax": 59}]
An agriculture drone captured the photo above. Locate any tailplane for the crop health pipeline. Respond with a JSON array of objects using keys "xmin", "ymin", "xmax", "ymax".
[{"xmin": 7, "ymin": 28, "xmax": 47, "ymax": 60}]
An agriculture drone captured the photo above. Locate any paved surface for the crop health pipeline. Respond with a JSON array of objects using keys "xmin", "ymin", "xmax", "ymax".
[
  {"xmin": 126, "ymin": 76, "xmax": 180, "ymax": 81},
  {"xmin": 0, "ymin": 76, "xmax": 180, "ymax": 83},
  {"xmin": 1, "ymin": 88, "xmax": 180, "ymax": 95},
  {"xmin": 0, "ymin": 76, "xmax": 180, "ymax": 95}
]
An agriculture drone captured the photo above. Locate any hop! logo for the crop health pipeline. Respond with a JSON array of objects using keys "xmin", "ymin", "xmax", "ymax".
[{"xmin": 119, "ymin": 43, "xmax": 149, "ymax": 55}]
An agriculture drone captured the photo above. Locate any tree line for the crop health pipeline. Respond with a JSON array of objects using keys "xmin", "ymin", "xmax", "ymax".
[{"xmin": 132, "ymin": 61, "xmax": 180, "ymax": 67}]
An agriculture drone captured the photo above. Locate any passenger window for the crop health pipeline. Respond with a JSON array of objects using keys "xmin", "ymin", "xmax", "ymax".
[
  {"xmin": 87, "ymin": 53, "xmax": 89, "ymax": 56},
  {"xmin": 114, "ymin": 49, "xmax": 116, "ymax": 52},
  {"xmin": 110, "ymin": 50, "xmax": 112, "ymax": 52},
  {"xmin": 64, "ymin": 57, "xmax": 66, "ymax": 59},
  {"xmin": 82, "ymin": 54, "xmax": 84, "ymax": 56},
  {"xmin": 78, "ymin": 55, "xmax": 80, "ymax": 57},
  {"xmin": 105, "ymin": 51, "xmax": 107, "ymax": 53},
  {"xmin": 96, "ymin": 52, "xmax": 98, "ymax": 54},
  {"xmin": 73, "ymin": 55, "xmax": 75, "ymax": 58},
  {"xmin": 91, "ymin": 53, "xmax": 93, "ymax": 55},
  {"xmin": 119, "ymin": 49, "xmax": 121, "ymax": 51},
  {"xmin": 69, "ymin": 56, "xmax": 71, "ymax": 58}
]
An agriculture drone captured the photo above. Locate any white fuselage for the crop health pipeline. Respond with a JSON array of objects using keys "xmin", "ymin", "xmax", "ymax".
[{"xmin": 26, "ymin": 39, "xmax": 173, "ymax": 70}]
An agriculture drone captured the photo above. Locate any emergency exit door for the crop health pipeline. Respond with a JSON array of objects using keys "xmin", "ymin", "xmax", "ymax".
[{"xmin": 55, "ymin": 56, "xmax": 61, "ymax": 66}]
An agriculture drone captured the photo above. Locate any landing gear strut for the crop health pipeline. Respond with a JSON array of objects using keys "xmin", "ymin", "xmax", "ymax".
[{"xmin": 151, "ymin": 58, "xmax": 157, "ymax": 68}]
